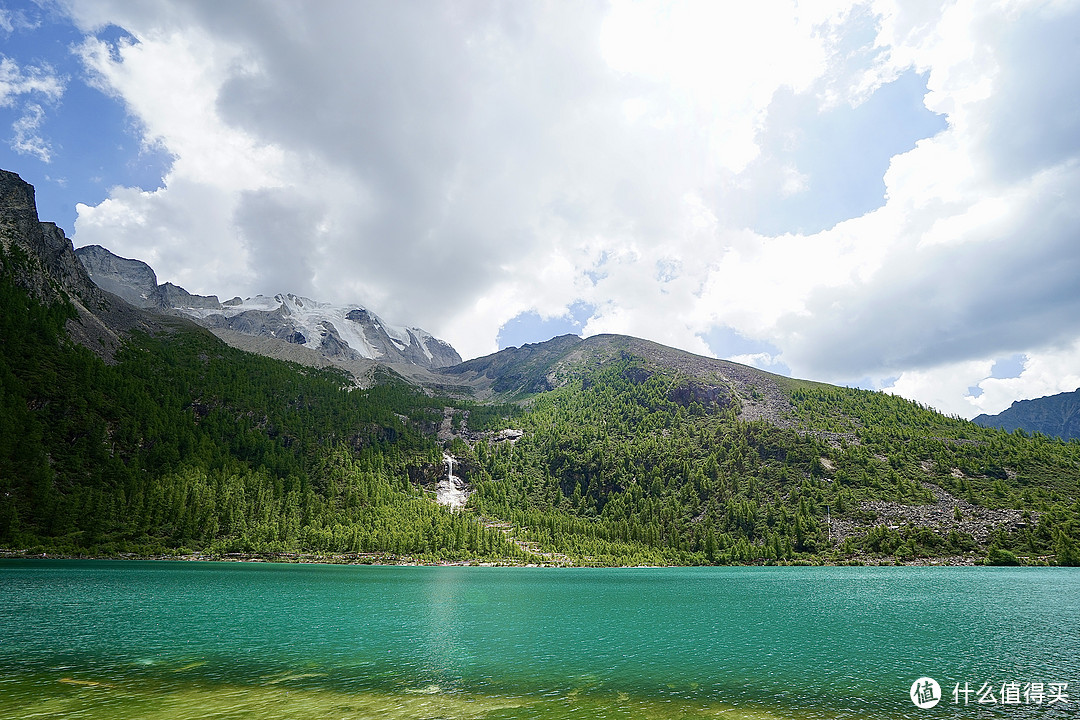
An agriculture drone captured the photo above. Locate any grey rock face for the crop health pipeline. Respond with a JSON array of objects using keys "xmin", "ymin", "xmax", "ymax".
[
  {"xmin": 315, "ymin": 321, "xmax": 357, "ymax": 360},
  {"xmin": 338, "ymin": 304, "xmax": 461, "ymax": 369},
  {"xmin": 161, "ymin": 282, "xmax": 221, "ymax": 309},
  {"xmin": 0, "ymin": 170, "xmax": 99, "ymax": 305},
  {"xmin": 198, "ymin": 306, "xmax": 292, "ymax": 337},
  {"xmin": 0, "ymin": 169, "xmax": 175, "ymax": 362},
  {"xmin": 75, "ymin": 246, "xmax": 223, "ymax": 311},
  {"xmin": 74, "ymin": 244, "xmax": 163, "ymax": 309}
]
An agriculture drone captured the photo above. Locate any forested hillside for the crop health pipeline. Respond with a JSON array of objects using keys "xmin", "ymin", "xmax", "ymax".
[
  {"xmin": 0, "ymin": 248, "xmax": 524, "ymax": 562},
  {"xmin": 2, "ymin": 167, "xmax": 1078, "ymax": 567},
  {"xmin": 449, "ymin": 360, "xmax": 1080, "ymax": 565}
]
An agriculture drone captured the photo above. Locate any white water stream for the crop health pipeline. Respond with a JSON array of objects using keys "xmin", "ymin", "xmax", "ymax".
[{"xmin": 437, "ymin": 453, "xmax": 469, "ymax": 510}]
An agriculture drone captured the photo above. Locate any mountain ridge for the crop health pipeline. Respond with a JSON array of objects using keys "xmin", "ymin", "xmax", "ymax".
[
  {"xmin": 973, "ymin": 388, "xmax": 1080, "ymax": 440},
  {"xmin": 0, "ymin": 169, "xmax": 204, "ymax": 363},
  {"xmin": 438, "ymin": 332, "xmax": 799, "ymax": 425},
  {"xmin": 75, "ymin": 244, "xmax": 461, "ymax": 371}
]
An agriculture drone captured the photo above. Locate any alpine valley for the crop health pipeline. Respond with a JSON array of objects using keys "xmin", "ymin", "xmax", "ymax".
[{"xmin": 1, "ymin": 168, "xmax": 1078, "ymax": 566}]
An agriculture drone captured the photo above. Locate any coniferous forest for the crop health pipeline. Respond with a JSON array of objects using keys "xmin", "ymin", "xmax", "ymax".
[
  {"xmin": 0, "ymin": 251, "xmax": 523, "ymax": 562},
  {"xmin": 1, "ymin": 236, "xmax": 1078, "ymax": 567}
]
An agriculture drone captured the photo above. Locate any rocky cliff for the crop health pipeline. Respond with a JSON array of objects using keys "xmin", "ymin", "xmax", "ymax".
[
  {"xmin": 1, "ymin": 171, "xmax": 99, "ymax": 305},
  {"xmin": 76, "ymin": 244, "xmax": 223, "ymax": 311},
  {"xmin": 0, "ymin": 170, "xmax": 175, "ymax": 361}
]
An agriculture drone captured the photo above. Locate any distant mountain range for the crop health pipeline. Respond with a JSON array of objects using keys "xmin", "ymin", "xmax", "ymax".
[
  {"xmin": 74, "ymin": 244, "xmax": 461, "ymax": 372},
  {"xmin": 973, "ymin": 389, "xmax": 1080, "ymax": 440},
  {"xmin": 67, "ymin": 225, "xmax": 1080, "ymax": 443}
]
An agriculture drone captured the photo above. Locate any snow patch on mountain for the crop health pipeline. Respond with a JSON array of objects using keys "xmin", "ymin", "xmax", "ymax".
[
  {"xmin": 75, "ymin": 245, "xmax": 462, "ymax": 371},
  {"xmin": 184, "ymin": 293, "xmax": 384, "ymax": 359},
  {"xmin": 180, "ymin": 292, "xmax": 460, "ymax": 367}
]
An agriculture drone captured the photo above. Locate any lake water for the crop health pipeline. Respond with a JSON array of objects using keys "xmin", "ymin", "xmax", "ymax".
[{"xmin": 1, "ymin": 561, "xmax": 1077, "ymax": 719}]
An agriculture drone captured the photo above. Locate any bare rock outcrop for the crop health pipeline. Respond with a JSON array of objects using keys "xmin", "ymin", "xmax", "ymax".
[{"xmin": 831, "ymin": 484, "xmax": 1036, "ymax": 546}]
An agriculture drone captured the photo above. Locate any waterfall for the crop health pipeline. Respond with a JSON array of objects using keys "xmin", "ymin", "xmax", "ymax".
[{"xmin": 438, "ymin": 452, "xmax": 468, "ymax": 510}]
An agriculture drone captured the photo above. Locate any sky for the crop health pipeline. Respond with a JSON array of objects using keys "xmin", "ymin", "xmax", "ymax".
[{"xmin": 1, "ymin": 0, "xmax": 1079, "ymax": 420}]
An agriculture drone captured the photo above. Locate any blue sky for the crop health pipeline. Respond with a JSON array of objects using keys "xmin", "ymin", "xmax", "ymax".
[
  {"xmin": 2, "ymin": 0, "xmax": 1079, "ymax": 419},
  {"xmin": 0, "ymin": 9, "xmax": 167, "ymax": 229}
]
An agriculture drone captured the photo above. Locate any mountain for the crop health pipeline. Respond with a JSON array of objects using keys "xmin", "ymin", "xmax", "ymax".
[
  {"xmin": 0, "ymin": 170, "xmax": 198, "ymax": 362},
  {"xmin": 439, "ymin": 332, "xmax": 795, "ymax": 424},
  {"xmin": 973, "ymin": 389, "xmax": 1080, "ymax": 440},
  {"xmin": 447, "ymin": 335, "xmax": 1080, "ymax": 565},
  {"xmin": 75, "ymin": 244, "xmax": 462, "ymax": 371},
  {"xmin": 74, "ymin": 243, "xmax": 221, "ymax": 310},
  {"xmin": 0, "ymin": 169, "xmax": 520, "ymax": 563},
  {"xmin": 3, "ymin": 167, "xmax": 1079, "ymax": 567}
]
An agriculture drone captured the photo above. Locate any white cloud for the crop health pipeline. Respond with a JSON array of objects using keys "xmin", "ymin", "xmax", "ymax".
[
  {"xmin": 0, "ymin": 56, "xmax": 64, "ymax": 161},
  {"xmin": 0, "ymin": 57, "xmax": 64, "ymax": 107},
  {"xmin": 751, "ymin": 1, "xmax": 1080, "ymax": 406},
  {"xmin": 69, "ymin": 18, "xmax": 293, "ymax": 297},
  {"xmin": 881, "ymin": 358, "xmax": 995, "ymax": 418},
  {"xmin": 75, "ymin": 177, "xmax": 254, "ymax": 295},
  {"xmin": 727, "ymin": 351, "xmax": 789, "ymax": 374},
  {"xmin": 882, "ymin": 338, "xmax": 1080, "ymax": 419},
  {"xmin": 45, "ymin": 0, "xmax": 1080, "ymax": 421},
  {"xmin": 599, "ymin": 0, "xmax": 834, "ymax": 173},
  {"xmin": 74, "ymin": 29, "xmax": 284, "ymax": 189},
  {"xmin": 0, "ymin": 6, "xmax": 39, "ymax": 35},
  {"xmin": 11, "ymin": 103, "xmax": 51, "ymax": 161},
  {"xmin": 973, "ymin": 342, "xmax": 1080, "ymax": 416},
  {"xmin": 779, "ymin": 164, "xmax": 809, "ymax": 196}
]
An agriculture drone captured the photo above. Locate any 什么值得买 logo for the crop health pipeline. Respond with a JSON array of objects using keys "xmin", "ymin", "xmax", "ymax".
[
  {"xmin": 910, "ymin": 677, "xmax": 941, "ymax": 709},
  {"xmin": 910, "ymin": 677, "xmax": 1069, "ymax": 709}
]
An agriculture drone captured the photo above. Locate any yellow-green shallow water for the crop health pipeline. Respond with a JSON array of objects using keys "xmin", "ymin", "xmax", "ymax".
[{"xmin": 12, "ymin": 678, "xmax": 807, "ymax": 720}]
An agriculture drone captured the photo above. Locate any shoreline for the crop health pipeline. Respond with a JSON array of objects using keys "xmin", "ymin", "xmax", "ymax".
[
  {"xmin": 0, "ymin": 549, "xmax": 532, "ymax": 567},
  {"xmin": 0, "ymin": 548, "xmax": 1040, "ymax": 567}
]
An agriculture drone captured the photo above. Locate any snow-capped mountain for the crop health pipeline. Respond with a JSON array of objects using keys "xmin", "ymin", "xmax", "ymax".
[
  {"xmin": 188, "ymin": 293, "xmax": 460, "ymax": 368},
  {"xmin": 75, "ymin": 245, "xmax": 461, "ymax": 370}
]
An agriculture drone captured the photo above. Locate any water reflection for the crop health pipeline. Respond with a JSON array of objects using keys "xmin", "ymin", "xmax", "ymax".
[{"xmin": 418, "ymin": 567, "xmax": 470, "ymax": 691}]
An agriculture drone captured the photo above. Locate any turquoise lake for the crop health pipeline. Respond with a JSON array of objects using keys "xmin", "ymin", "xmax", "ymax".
[{"xmin": 1, "ymin": 561, "xmax": 1077, "ymax": 719}]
